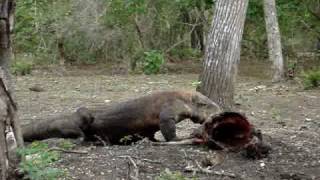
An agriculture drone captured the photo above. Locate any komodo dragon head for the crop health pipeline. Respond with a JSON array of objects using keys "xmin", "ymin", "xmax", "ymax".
[
  {"xmin": 75, "ymin": 107, "xmax": 94, "ymax": 130},
  {"xmin": 191, "ymin": 92, "xmax": 222, "ymax": 121}
]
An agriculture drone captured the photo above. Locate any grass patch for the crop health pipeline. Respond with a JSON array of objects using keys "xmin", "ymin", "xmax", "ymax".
[
  {"xmin": 16, "ymin": 141, "xmax": 66, "ymax": 180},
  {"xmin": 11, "ymin": 54, "xmax": 34, "ymax": 75},
  {"xmin": 302, "ymin": 69, "xmax": 320, "ymax": 89}
]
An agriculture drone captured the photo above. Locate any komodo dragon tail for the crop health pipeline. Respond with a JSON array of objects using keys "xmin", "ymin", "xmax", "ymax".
[{"xmin": 22, "ymin": 107, "xmax": 94, "ymax": 142}]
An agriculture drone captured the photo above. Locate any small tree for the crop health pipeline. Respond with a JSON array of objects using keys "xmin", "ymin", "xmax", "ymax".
[
  {"xmin": 198, "ymin": 0, "xmax": 249, "ymax": 109},
  {"xmin": 263, "ymin": 0, "xmax": 284, "ymax": 82}
]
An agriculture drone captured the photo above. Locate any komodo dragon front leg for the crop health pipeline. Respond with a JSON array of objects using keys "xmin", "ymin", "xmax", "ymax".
[{"xmin": 159, "ymin": 100, "xmax": 205, "ymax": 142}]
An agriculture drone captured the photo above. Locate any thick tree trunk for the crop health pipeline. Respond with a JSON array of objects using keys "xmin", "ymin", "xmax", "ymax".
[
  {"xmin": 0, "ymin": 76, "xmax": 19, "ymax": 179},
  {"xmin": 263, "ymin": 0, "xmax": 284, "ymax": 82},
  {"xmin": 198, "ymin": 0, "xmax": 249, "ymax": 110},
  {"xmin": 0, "ymin": 0, "xmax": 23, "ymax": 147},
  {"xmin": 0, "ymin": 0, "xmax": 24, "ymax": 179}
]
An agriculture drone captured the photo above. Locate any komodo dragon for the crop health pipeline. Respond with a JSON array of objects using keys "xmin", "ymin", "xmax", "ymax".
[
  {"xmin": 83, "ymin": 91, "xmax": 221, "ymax": 144},
  {"xmin": 23, "ymin": 107, "xmax": 94, "ymax": 142}
]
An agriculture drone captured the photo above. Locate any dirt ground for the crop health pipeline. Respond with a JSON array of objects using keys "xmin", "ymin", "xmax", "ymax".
[{"xmin": 15, "ymin": 68, "xmax": 320, "ymax": 180}]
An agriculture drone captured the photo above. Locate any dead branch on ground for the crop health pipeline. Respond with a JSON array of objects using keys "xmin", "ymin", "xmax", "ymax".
[
  {"xmin": 184, "ymin": 160, "xmax": 236, "ymax": 178},
  {"xmin": 118, "ymin": 155, "xmax": 139, "ymax": 180},
  {"xmin": 47, "ymin": 147, "xmax": 88, "ymax": 154}
]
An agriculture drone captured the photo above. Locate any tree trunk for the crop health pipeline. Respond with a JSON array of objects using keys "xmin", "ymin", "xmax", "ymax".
[
  {"xmin": 0, "ymin": 0, "xmax": 24, "ymax": 179},
  {"xmin": 191, "ymin": 22, "xmax": 205, "ymax": 52},
  {"xmin": 58, "ymin": 37, "xmax": 65, "ymax": 66},
  {"xmin": 0, "ymin": 76, "xmax": 20, "ymax": 179},
  {"xmin": 263, "ymin": 0, "xmax": 284, "ymax": 82},
  {"xmin": 191, "ymin": 1, "xmax": 205, "ymax": 53},
  {"xmin": 197, "ymin": 0, "xmax": 249, "ymax": 110}
]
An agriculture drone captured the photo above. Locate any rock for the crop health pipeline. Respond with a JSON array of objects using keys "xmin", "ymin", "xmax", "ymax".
[
  {"xmin": 29, "ymin": 85, "xmax": 45, "ymax": 92},
  {"xmin": 299, "ymin": 126, "xmax": 308, "ymax": 130}
]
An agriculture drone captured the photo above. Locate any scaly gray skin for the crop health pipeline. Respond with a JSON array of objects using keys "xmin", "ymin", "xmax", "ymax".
[
  {"xmin": 83, "ymin": 91, "xmax": 221, "ymax": 144},
  {"xmin": 22, "ymin": 107, "xmax": 94, "ymax": 142}
]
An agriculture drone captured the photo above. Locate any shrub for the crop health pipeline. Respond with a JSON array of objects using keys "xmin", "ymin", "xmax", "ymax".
[
  {"xmin": 143, "ymin": 50, "xmax": 165, "ymax": 75},
  {"xmin": 11, "ymin": 61, "xmax": 33, "ymax": 76},
  {"xmin": 302, "ymin": 69, "xmax": 320, "ymax": 89},
  {"xmin": 16, "ymin": 141, "xmax": 65, "ymax": 180}
]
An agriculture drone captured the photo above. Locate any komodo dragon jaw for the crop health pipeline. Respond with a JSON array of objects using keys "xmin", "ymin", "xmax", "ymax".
[{"xmin": 191, "ymin": 92, "xmax": 222, "ymax": 122}]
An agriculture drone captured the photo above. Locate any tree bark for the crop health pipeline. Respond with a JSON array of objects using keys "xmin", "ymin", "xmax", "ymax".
[
  {"xmin": 0, "ymin": 0, "xmax": 23, "ymax": 147},
  {"xmin": 263, "ymin": 0, "xmax": 284, "ymax": 82},
  {"xmin": 58, "ymin": 37, "xmax": 66, "ymax": 66},
  {"xmin": 198, "ymin": 0, "xmax": 249, "ymax": 110},
  {"xmin": 191, "ymin": 0, "xmax": 205, "ymax": 53},
  {"xmin": 0, "ymin": 76, "xmax": 19, "ymax": 179},
  {"xmin": 0, "ymin": 0, "xmax": 24, "ymax": 178}
]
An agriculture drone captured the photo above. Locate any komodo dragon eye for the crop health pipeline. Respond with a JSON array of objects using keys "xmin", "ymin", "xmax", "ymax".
[{"xmin": 197, "ymin": 102, "xmax": 207, "ymax": 107}]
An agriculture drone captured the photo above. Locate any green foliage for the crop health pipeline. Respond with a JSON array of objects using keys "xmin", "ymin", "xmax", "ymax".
[
  {"xmin": 143, "ymin": 50, "xmax": 165, "ymax": 75},
  {"xmin": 244, "ymin": 0, "xmax": 320, "ymax": 60},
  {"xmin": 11, "ymin": 56, "xmax": 33, "ymax": 76},
  {"xmin": 156, "ymin": 169, "xmax": 196, "ymax": 180},
  {"xmin": 169, "ymin": 48, "xmax": 202, "ymax": 60},
  {"xmin": 191, "ymin": 81, "xmax": 201, "ymax": 87},
  {"xmin": 105, "ymin": 0, "xmax": 147, "ymax": 27},
  {"xmin": 119, "ymin": 135, "xmax": 134, "ymax": 144},
  {"xmin": 14, "ymin": 0, "xmax": 208, "ymax": 65},
  {"xmin": 302, "ymin": 69, "xmax": 320, "ymax": 89},
  {"xmin": 13, "ymin": 0, "xmax": 320, "ymax": 72},
  {"xmin": 15, "ymin": 0, "xmax": 70, "ymax": 57},
  {"xmin": 16, "ymin": 141, "xmax": 65, "ymax": 180},
  {"xmin": 58, "ymin": 140, "xmax": 76, "ymax": 150}
]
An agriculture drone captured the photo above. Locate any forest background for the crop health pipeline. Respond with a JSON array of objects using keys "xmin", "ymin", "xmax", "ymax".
[{"xmin": 13, "ymin": 0, "xmax": 320, "ymax": 77}]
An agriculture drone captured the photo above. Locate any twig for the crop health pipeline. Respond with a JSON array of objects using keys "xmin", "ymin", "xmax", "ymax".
[
  {"xmin": 120, "ymin": 155, "xmax": 161, "ymax": 164},
  {"xmin": 151, "ymin": 138, "xmax": 195, "ymax": 146},
  {"xmin": 47, "ymin": 147, "xmax": 88, "ymax": 154},
  {"xmin": 300, "ymin": 19, "xmax": 320, "ymax": 35},
  {"xmin": 126, "ymin": 161, "xmax": 131, "ymax": 180},
  {"xmin": 140, "ymin": 158, "xmax": 162, "ymax": 164},
  {"xmin": 134, "ymin": 15, "xmax": 145, "ymax": 49},
  {"xmin": 118, "ymin": 156, "xmax": 139, "ymax": 180},
  {"xmin": 182, "ymin": 149, "xmax": 188, "ymax": 159},
  {"xmin": 165, "ymin": 11, "xmax": 201, "ymax": 53},
  {"xmin": 185, "ymin": 161, "xmax": 236, "ymax": 178},
  {"xmin": 207, "ymin": 137, "xmax": 228, "ymax": 150},
  {"xmin": 94, "ymin": 135, "xmax": 108, "ymax": 146}
]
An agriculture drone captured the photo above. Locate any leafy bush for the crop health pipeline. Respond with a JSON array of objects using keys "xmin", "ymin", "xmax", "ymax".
[
  {"xmin": 11, "ymin": 61, "xmax": 33, "ymax": 76},
  {"xmin": 302, "ymin": 69, "xmax": 320, "ymax": 89},
  {"xmin": 143, "ymin": 50, "xmax": 165, "ymax": 75},
  {"xmin": 16, "ymin": 142, "xmax": 65, "ymax": 180}
]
